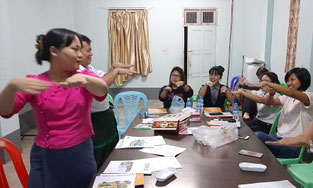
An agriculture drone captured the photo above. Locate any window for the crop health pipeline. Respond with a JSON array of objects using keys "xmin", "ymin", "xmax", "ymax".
[{"xmin": 184, "ymin": 8, "xmax": 217, "ymax": 26}]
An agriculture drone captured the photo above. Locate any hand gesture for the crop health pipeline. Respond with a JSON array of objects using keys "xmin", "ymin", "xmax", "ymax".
[
  {"xmin": 112, "ymin": 62, "xmax": 135, "ymax": 69},
  {"xmin": 59, "ymin": 74, "xmax": 88, "ymax": 88},
  {"xmin": 11, "ymin": 77, "xmax": 51, "ymax": 94},
  {"xmin": 176, "ymin": 81, "xmax": 185, "ymax": 87},
  {"xmin": 165, "ymin": 86, "xmax": 172, "ymax": 92},
  {"xmin": 230, "ymin": 90, "xmax": 242, "ymax": 99},
  {"xmin": 206, "ymin": 81, "xmax": 214, "ymax": 87},
  {"xmin": 117, "ymin": 68, "xmax": 137, "ymax": 76},
  {"xmin": 220, "ymin": 86, "xmax": 228, "ymax": 93},
  {"xmin": 268, "ymin": 88, "xmax": 276, "ymax": 96},
  {"xmin": 250, "ymin": 81, "xmax": 267, "ymax": 88},
  {"xmin": 265, "ymin": 137, "xmax": 305, "ymax": 148}
]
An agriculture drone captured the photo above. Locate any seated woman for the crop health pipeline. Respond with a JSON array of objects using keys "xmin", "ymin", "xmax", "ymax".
[
  {"xmin": 248, "ymin": 67, "xmax": 313, "ymax": 158},
  {"xmin": 198, "ymin": 65, "xmax": 233, "ymax": 110},
  {"xmin": 232, "ymin": 72, "xmax": 281, "ymax": 134},
  {"xmin": 266, "ymin": 121, "xmax": 313, "ymax": 152},
  {"xmin": 159, "ymin": 66, "xmax": 194, "ymax": 108}
]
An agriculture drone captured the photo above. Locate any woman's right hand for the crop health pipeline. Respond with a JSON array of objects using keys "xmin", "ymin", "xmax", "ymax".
[{"xmin": 10, "ymin": 77, "xmax": 51, "ymax": 94}]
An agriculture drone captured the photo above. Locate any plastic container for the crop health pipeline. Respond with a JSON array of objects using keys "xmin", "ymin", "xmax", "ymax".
[{"xmin": 233, "ymin": 102, "xmax": 239, "ymax": 121}]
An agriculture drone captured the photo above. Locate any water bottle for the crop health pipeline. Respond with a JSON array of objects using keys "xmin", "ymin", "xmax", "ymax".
[
  {"xmin": 186, "ymin": 98, "xmax": 192, "ymax": 108},
  {"xmin": 199, "ymin": 96, "xmax": 204, "ymax": 113},
  {"xmin": 233, "ymin": 102, "xmax": 239, "ymax": 121},
  {"xmin": 196, "ymin": 99, "xmax": 201, "ymax": 112}
]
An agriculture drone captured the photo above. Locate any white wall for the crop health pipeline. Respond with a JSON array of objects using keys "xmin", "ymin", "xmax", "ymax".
[
  {"xmin": 0, "ymin": 0, "xmax": 76, "ymax": 136},
  {"xmin": 231, "ymin": 0, "xmax": 268, "ymax": 80},
  {"xmin": 74, "ymin": 0, "xmax": 232, "ymax": 87},
  {"xmin": 270, "ymin": 0, "xmax": 313, "ymax": 83}
]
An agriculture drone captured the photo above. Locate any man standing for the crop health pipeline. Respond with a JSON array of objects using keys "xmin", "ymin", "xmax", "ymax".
[{"xmin": 79, "ymin": 35, "xmax": 135, "ymax": 169}]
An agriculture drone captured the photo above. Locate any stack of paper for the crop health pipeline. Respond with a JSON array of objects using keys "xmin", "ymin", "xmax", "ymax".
[
  {"xmin": 92, "ymin": 173, "xmax": 136, "ymax": 188},
  {"xmin": 115, "ymin": 136, "xmax": 166, "ymax": 149},
  {"xmin": 139, "ymin": 144, "xmax": 186, "ymax": 157}
]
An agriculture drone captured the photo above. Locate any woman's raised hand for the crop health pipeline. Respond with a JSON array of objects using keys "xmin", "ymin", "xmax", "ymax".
[
  {"xmin": 176, "ymin": 81, "xmax": 185, "ymax": 87},
  {"xmin": 59, "ymin": 74, "xmax": 88, "ymax": 88},
  {"xmin": 206, "ymin": 81, "xmax": 214, "ymax": 87},
  {"xmin": 10, "ymin": 77, "xmax": 51, "ymax": 94}
]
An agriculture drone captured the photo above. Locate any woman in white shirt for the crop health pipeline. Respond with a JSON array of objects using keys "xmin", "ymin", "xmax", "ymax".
[
  {"xmin": 250, "ymin": 67, "xmax": 313, "ymax": 158},
  {"xmin": 232, "ymin": 72, "xmax": 281, "ymax": 134}
]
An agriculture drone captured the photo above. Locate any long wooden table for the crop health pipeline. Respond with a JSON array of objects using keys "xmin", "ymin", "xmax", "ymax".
[{"xmin": 95, "ymin": 110, "xmax": 300, "ymax": 187}]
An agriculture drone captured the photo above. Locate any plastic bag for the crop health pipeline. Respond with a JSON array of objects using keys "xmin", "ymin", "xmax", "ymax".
[
  {"xmin": 169, "ymin": 95, "xmax": 185, "ymax": 114},
  {"xmin": 192, "ymin": 124, "xmax": 238, "ymax": 148}
]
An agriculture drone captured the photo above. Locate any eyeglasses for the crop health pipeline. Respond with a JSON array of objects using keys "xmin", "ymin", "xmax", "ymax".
[{"xmin": 171, "ymin": 74, "xmax": 181, "ymax": 78}]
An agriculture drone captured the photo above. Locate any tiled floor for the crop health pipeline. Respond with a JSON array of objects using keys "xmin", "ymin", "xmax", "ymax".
[{"xmin": 4, "ymin": 99, "xmax": 163, "ymax": 188}]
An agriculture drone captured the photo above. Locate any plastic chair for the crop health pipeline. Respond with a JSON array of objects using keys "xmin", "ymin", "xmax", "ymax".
[
  {"xmin": 230, "ymin": 76, "xmax": 240, "ymax": 91},
  {"xmin": 114, "ymin": 91, "xmax": 148, "ymax": 137},
  {"xmin": 269, "ymin": 108, "xmax": 282, "ymax": 135},
  {"xmin": 287, "ymin": 161, "xmax": 313, "ymax": 188},
  {"xmin": 0, "ymin": 138, "xmax": 28, "ymax": 188},
  {"xmin": 269, "ymin": 109, "xmax": 306, "ymax": 169},
  {"xmin": 106, "ymin": 93, "xmax": 113, "ymax": 104}
]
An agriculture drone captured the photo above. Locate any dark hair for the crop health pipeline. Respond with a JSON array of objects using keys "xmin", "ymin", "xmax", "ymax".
[
  {"xmin": 81, "ymin": 34, "xmax": 91, "ymax": 45},
  {"xmin": 262, "ymin": 72, "xmax": 280, "ymax": 84},
  {"xmin": 35, "ymin": 28, "xmax": 82, "ymax": 65},
  {"xmin": 285, "ymin": 67, "xmax": 311, "ymax": 91},
  {"xmin": 256, "ymin": 67, "xmax": 269, "ymax": 77},
  {"xmin": 209, "ymin": 66, "xmax": 225, "ymax": 78},
  {"xmin": 169, "ymin": 66, "xmax": 186, "ymax": 86}
]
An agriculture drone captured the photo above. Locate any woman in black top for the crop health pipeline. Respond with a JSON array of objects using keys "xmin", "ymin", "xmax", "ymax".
[
  {"xmin": 159, "ymin": 66, "xmax": 194, "ymax": 108},
  {"xmin": 198, "ymin": 66, "xmax": 233, "ymax": 110}
]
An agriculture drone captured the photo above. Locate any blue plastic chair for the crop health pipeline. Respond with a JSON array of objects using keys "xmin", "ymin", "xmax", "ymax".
[
  {"xmin": 230, "ymin": 76, "xmax": 240, "ymax": 91},
  {"xmin": 114, "ymin": 91, "xmax": 148, "ymax": 137}
]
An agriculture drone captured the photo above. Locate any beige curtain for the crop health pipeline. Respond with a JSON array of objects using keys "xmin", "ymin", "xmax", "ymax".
[
  {"xmin": 108, "ymin": 10, "xmax": 152, "ymax": 86},
  {"xmin": 285, "ymin": 0, "xmax": 300, "ymax": 72}
]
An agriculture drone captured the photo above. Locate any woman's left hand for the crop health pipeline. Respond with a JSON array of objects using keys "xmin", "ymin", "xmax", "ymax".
[
  {"xmin": 59, "ymin": 74, "xmax": 88, "ymax": 88},
  {"xmin": 176, "ymin": 81, "xmax": 185, "ymax": 87}
]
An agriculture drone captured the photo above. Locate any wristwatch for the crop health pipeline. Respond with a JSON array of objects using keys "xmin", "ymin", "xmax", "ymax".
[{"xmin": 310, "ymin": 140, "xmax": 313, "ymax": 153}]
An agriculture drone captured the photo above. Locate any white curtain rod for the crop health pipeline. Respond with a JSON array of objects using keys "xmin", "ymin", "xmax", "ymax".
[{"xmin": 100, "ymin": 6, "xmax": 153, "ymax": 11}]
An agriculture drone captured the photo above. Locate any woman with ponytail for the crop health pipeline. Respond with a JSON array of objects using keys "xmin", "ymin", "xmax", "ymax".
[
  {"xmin": 0, "ymin": 28, "xmax": 111, "ymax": 187},
  {"xmin": 198, "ymin": 65, "xmax": 234, "ymax": 110}
]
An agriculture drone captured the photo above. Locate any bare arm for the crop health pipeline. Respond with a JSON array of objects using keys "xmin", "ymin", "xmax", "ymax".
[
  {"xmin": 59, "ymin": 74, "xmax": 107, "ymax": 97},
  {"xmin": 102, "ymin": 68, "xmax": 137, "ymax": 87},
  {"xmin": 266, "ymin": 121, "xmax": 313, "ymax": 149},
  {"xmin": 159, "ymin": 86, "xmax": 171, "ymax": 100},
  {"xmin": 251, "ymin": 82, "xmax": 310, "ymax": 106},
  {"xmin": 199, "ymin": 82, "xmax": 212, "ymax": 98},
  {"xmin": 0, "ymin": 78, "xmax": 51, "ymax": 116},
  {"xmin": 236, "ymin": 89, "xmax": 267, "ymax": 103}
]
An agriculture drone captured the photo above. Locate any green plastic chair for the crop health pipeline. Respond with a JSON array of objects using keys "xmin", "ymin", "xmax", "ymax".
[
  {"xmin": 107, "ymin": 94, "xmax": 113, "ymax": 104},
  {"xmin": 269, "ymin": 109, "xmax": 306, "ymax": 169},
  {"xmin": 269, "ymin": 108, "xmax": 282, "ymax": 135},
  {"xmin": 287, "ymin": 161, "xmax": 313, "ymax": 188}
]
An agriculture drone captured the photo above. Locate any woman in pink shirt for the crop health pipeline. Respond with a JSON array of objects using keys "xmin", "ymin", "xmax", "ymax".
[{"xmin": 0, "ymin": 28, "xmax": 109, "ymax": 188}]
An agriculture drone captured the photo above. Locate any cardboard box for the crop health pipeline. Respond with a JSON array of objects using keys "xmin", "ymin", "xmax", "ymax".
[{"xmin": 152, "ymin": 113, "xmax": 190, "ymax": 133}]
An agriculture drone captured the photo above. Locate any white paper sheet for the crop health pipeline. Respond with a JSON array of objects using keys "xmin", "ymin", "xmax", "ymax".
[
  {"xmin": 238, "ymin": 180, "xmax": 296, "ymax": 188},
  {"xmin": 139, "ymin": 144, "xmax": 186, "ymax": 157},
  {"xmin": 140, "ymin": 157, "xmax": 183, "ymax": 172},
  {"xmin": 115, "ymin": 136, "xmax": 166, "ymax": 149},
  {"xmin": 103, "ymin": 160, "xmax": 152, "ymax": 174},
  {"xmin": 92, "ymin": 173, "xmax": 136, "ymax": 188}
]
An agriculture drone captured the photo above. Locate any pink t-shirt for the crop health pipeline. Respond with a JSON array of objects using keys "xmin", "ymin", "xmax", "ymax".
[
  {"xmin": 2, "ymin": 70, "xmax": 106, "ymax": 149},
  {"xmin": 277, "ymin": 92, "xmax": 313, "ymax": 138}
]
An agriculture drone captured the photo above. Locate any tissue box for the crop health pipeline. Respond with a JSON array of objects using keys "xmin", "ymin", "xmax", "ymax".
[{"xmin": 152, "ymin": 113, "xmax": 190, "ymax": 133}]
